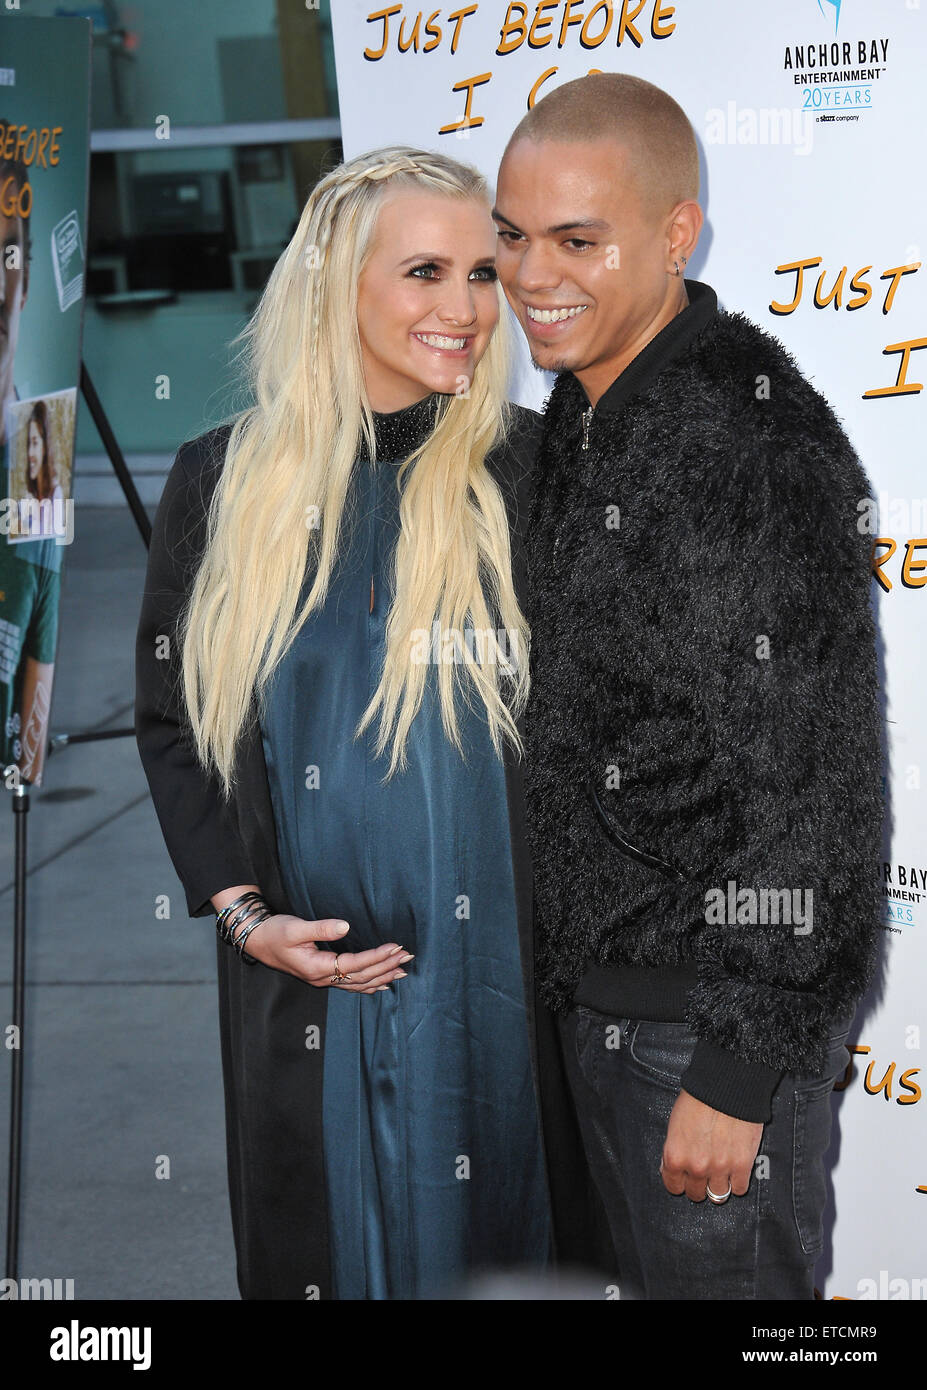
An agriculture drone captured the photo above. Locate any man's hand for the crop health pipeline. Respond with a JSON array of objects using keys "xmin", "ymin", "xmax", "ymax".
[{"xmin": 660, "ymin": 1089, "xmax": 763, "ymax": 1202}]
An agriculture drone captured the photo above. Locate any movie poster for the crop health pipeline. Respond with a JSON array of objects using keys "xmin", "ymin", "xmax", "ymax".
[{"xmin": 0, "ymin": 16, "xmax": 91, "ymax": 785}]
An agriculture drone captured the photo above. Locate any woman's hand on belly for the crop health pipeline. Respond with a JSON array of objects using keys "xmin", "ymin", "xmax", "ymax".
[{"xmin": 243, "ymin": 913, "xmax": 413, "ymax": 993}]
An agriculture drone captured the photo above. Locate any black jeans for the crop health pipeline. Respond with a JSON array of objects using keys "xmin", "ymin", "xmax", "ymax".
[{"xmin": 557, "ymin": 1007, "xmax": 851, "ymax": 1299}]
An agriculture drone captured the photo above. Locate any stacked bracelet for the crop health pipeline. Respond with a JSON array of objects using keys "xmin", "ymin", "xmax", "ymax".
[
  {"xmin": 215, "ymin": 890, "xmax": 271, "ymax": 964},
  {"xmin": 233, "ymin": 908, "xmax": 270, "ymax": 961},
  {"xmin": 215, "ymin": 890, "xmax": 261, "ymax": 941}
]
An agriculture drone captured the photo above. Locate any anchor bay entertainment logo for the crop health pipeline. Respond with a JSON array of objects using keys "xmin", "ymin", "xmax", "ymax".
[
  {"xmin": 880, "ymin": 859, "xmax": 924, "ymax": 933},
  {"xmin": 816, "ymin": 0, "xmax": 842, "ymax": 34},
  {"xmin": 781, "ymin": 1, "xmax": 890, "ymax": 125}
]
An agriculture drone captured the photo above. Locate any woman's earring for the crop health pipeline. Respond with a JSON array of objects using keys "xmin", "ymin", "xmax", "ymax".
[{"xmin": 674, "ymin": 260, "xmax": 680, "ymax": 276}]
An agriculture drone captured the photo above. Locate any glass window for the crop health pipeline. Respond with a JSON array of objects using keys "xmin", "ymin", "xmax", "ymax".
[{"xmin": 9, "ymin": 1, "xmax": 341, "ymax": 458}]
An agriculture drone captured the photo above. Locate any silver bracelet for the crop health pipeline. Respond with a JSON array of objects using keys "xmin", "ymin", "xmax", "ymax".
[
  {"xmin": 232, "ymin": 907, "xmax": 271, "ymax": 963},
  {"xmin": 216, "ymin": 890, "xmax": 263, "ymax": 943},
  {"xmin": 222, "ymin": 898, "xmax": 263, "ymax": 942},
  {"xmin": 217, "ymin": 892, "xmax": 267, "ymax": 948}
]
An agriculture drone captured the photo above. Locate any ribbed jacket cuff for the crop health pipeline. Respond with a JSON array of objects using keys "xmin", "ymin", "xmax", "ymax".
[{"xmin": 680, "ymin": 1039, "xmax": 783, "ymax": 1123}]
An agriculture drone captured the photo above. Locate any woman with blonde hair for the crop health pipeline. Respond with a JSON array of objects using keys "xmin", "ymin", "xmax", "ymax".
[{"xmin": 135, "ymin": 146, "xmax": 555, "ymax": 1299}]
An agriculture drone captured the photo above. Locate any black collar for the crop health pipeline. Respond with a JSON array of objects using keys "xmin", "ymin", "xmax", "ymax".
[
  {"xmin": 591, "ymin": 279, "xmax": 718, "ymax": 415},
  {"xmin": 359, "ymin": 392, "xmax": 441, "ymax": 462}
]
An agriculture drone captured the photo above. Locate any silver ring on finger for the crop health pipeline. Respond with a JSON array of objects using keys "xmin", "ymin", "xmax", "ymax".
[{"xmin": 706, "ymin": 1182, "xmax": 732, "ymax": 1204}]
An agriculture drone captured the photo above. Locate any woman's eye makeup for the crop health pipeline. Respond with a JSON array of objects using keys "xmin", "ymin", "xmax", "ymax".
[{"xmin": 406, "ymin": 261, "xmax": 498, "ymax": 281}]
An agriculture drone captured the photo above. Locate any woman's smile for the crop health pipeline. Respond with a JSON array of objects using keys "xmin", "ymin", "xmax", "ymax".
[{"xmin": 410, "ymin": 329, "xmax": 476, "ymax": 356}]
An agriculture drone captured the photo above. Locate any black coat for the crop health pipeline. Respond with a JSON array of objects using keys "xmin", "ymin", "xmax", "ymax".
[
  {"xmin": 524, "ymin": 282, "xmax": 884, "ymax": 1080},
  {"xmin": 134, "ymin": 412, "xmax": 605, "ymax": 1299}
]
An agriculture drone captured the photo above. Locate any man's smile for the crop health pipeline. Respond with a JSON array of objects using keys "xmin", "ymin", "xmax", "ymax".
[
  {"xmin": 521, "ymin": 303, "xmax": 591, "ymax": 341},
  {"xmin": 525, "ymin": 304, "xmax": 589, "ymax": 324}
]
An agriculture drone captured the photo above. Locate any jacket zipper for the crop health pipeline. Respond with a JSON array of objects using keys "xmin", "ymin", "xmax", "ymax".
[{"xmin": 556, "ymin": 404, "xmax": 594, "ymax": 555}]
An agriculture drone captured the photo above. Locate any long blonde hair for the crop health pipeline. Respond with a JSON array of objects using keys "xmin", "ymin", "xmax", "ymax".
[{"xmin": 178, "ymin": 146, "xmax": 530, "ymax": 798}]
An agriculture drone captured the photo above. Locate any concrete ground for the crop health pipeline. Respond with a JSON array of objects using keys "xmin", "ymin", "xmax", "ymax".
[{"xmin": 0, "ymin": 494, "xmax": 240, "ymax": 1300}]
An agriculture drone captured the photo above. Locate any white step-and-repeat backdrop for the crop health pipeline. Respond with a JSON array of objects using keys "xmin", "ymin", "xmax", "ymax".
[{"xmin": 331, "ymin": 0, "xmax": 925, "ymax": 1300}]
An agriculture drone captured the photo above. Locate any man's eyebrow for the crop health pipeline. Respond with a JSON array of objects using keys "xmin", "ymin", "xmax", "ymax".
[
  {"xmin": 491, "ymin": 210, "xmax": 611, "ymax": 236},
  {"xmin": 491, "ymin": 207, "xmax": 519, "ymax": 230}
]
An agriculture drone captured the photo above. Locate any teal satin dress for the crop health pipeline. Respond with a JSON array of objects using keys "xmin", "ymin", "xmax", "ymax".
[{"xmin": 258, "ymin": 395, "xmax": 550, "ymax": 1299}]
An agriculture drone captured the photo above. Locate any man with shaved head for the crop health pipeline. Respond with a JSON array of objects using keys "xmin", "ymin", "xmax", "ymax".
[{"xmin": 494, "ymin": 74, "xmax": 882, "ymax": 1299}]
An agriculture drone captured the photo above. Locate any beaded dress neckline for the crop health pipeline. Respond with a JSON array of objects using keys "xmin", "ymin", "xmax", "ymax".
[{"xmin": 360, "ymin": 393, "xmax": 441, "ymax": 463}]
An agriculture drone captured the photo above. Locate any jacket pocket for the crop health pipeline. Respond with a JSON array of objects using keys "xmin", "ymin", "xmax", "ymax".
[{"xmin": 586, "ymin": 777, "xmax": 689, "ymax": 883}]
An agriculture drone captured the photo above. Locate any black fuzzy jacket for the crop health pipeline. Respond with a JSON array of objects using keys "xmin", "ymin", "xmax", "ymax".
[{"xmin": 523, "ymin": 280, "xmax": 884, "ymax": 1122}]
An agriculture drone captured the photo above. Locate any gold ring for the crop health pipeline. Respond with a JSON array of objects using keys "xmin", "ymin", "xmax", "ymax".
[{"xmin": 331, "ymin": 955, "xmax": 353, "ymax": 986}]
